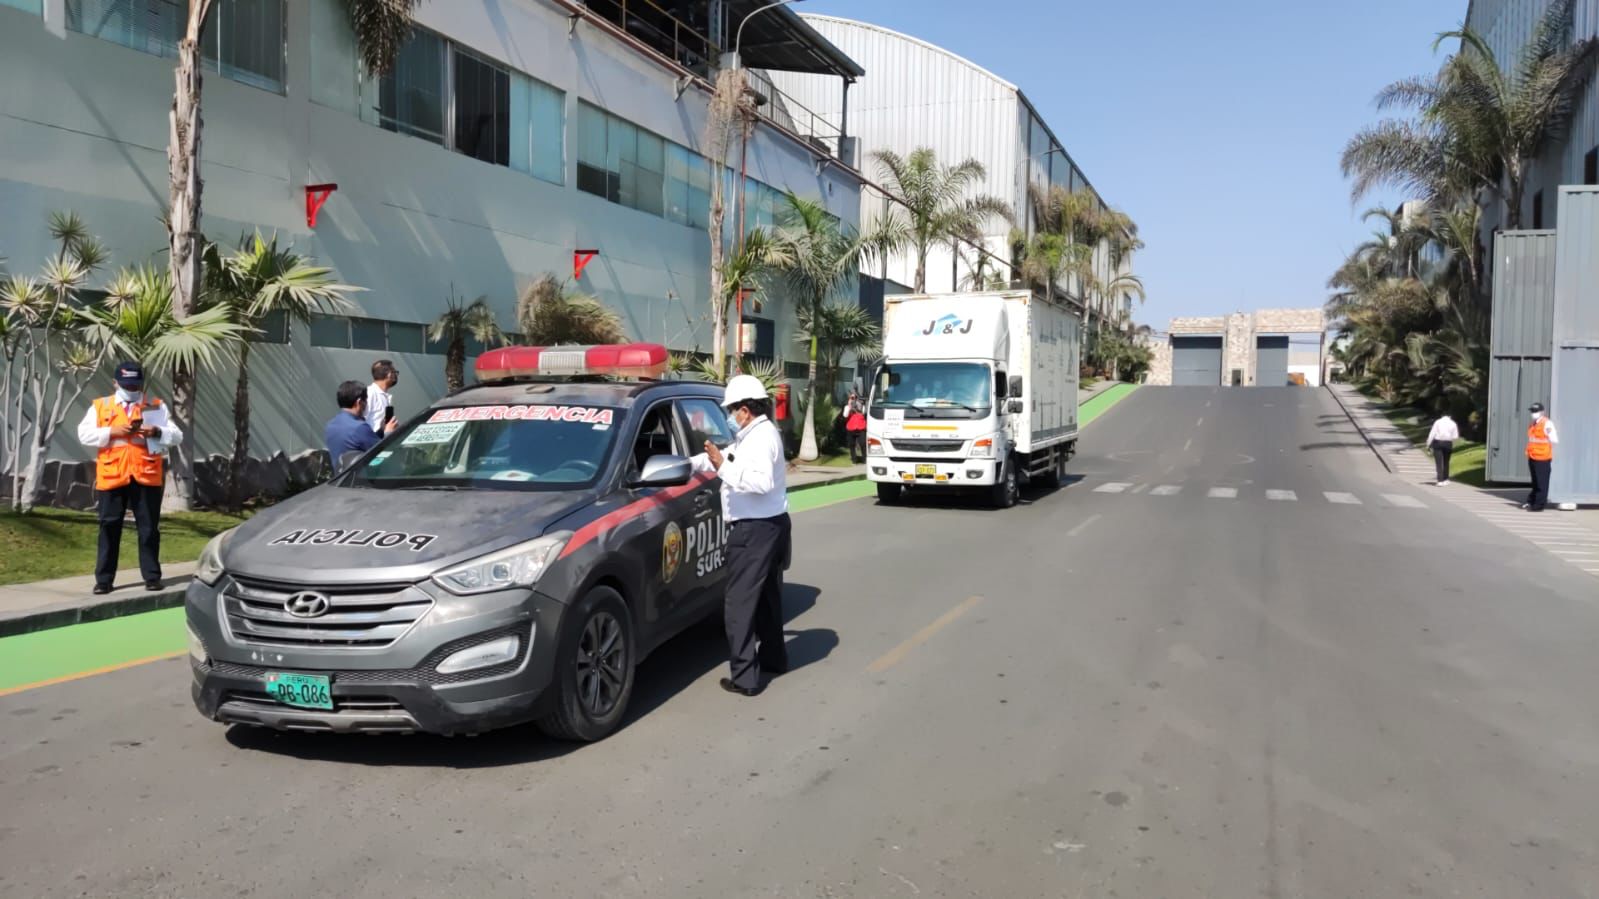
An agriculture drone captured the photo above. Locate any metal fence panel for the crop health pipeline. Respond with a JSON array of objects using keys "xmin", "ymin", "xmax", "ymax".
[
  {"xmin": 1486, "ymin": 356, "xmax": 1551, "ymax": 484},
  {"xmin": 1550, "ymin": 187, "xmax": 1599, "ymax": 504},
  {"xmin": 1491, "ymin": 230, "xmax": 1558, "ymax": 356}
]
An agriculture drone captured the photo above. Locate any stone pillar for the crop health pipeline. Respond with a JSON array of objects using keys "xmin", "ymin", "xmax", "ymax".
[{"xmin": 1224, "ymin": 313, "xmax": 1252, "ymax": 386}]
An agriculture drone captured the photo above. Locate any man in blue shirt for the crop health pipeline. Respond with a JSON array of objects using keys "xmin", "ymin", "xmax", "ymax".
[{"xmin": 326, "ymin": 380, "xmax": 395, "ymax": 468}]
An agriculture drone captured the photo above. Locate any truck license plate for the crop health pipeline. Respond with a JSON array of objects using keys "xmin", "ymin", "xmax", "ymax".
[
  {"xmin": 264, "ymin": 672, "xmax": 332, "ymax": 710},
  {"xmin": 915, "ymin": 464, "xmax": 936, "ymax": 478}
]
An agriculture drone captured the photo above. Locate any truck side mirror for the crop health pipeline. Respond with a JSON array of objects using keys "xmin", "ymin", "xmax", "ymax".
[
  {"xmin": 994, "ymin": 372, "xmax": 1007, "ymax": 399},
  {"xmin": 1007, "ymin": 398, "xmax": 1024, "ymax": 414},
  {"xmin": 1009, "ymin": 375, "xmax": 1024, "ymax": 397}
]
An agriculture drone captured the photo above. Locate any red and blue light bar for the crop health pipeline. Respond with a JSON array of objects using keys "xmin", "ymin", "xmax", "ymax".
[{"xmin": 475, "ymin": 343, "xmax": 669, "ymax": 382}]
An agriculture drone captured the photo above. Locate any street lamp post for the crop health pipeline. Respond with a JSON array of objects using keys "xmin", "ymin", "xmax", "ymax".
[{"xmin": 726, "ymin": 0, "xmax": 805, "ymax": 70}]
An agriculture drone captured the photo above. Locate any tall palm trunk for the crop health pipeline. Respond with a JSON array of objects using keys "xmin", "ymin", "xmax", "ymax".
[
  {"xmin": 165, "ymin": 0, "xmax": 215, "ymax": 512},
  {"xmin": 227, "ymin": 339, "xmax": 252, "ymax": 509},
  {"xmin": 913, "ymin": 245, "xmax": 927, "ymax": 293},
  {"xmin": 799, "ymin": 331, "xmax": 820, "ymax": 461},
  {"xmin": 446, "ymin": 336, "xmax": 466, "ymax": 393}
]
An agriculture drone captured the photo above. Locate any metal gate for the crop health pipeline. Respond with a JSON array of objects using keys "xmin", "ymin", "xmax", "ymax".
[
  {"xmin": 1254, "ymin": 336, "xmax": 1288, "ymax": 386},
  {"xmin": 1487, "ymin": 230, "xmax": 1557, "ymax": 484},
  {"xmin": 1550, "ymin": 187, "xmax": 1599, "ymax": 504},
  {"xmin": 1171, "ymin": 336, "xmax": 1222, "ymax": 386}
]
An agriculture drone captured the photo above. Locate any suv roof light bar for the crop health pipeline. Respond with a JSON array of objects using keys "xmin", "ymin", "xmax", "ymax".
[{"xmin": 475, "ymin": 343, "xmax": 670, "ymax": 383}]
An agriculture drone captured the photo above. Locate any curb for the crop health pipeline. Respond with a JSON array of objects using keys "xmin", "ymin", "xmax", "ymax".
[
  {"xmin": 0, "ymin": 580, "xmax": 190, "ymax": 639},
  {"xmin": 1324, "ymin": 385, "xmax": 1397, "ymax": 474},
  {"xmin": 787, "ymin": 472, "xmax": 865, "ymax": 491}
]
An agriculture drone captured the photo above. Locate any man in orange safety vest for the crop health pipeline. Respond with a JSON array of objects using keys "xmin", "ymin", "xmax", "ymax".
[
  {"xmin": 1523, "ymin": 402, "xmax": 1558, "ymax": 513},
  {"xmin": 75, "ymin": 361, "xmax": 183, "ymax": 594}
]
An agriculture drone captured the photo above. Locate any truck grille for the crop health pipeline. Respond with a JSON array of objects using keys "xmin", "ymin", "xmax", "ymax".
[
  {"xmin": 222, "ymin": 575, "xmax": 432, "ymax": 649},
  {"xmin": 889, "ymin": 438, "xmax": 965, "ymax": 453}
]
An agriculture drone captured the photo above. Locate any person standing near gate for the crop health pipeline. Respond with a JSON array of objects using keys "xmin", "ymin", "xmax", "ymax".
[
  {"xmin": 693, "ymin": 375, "xmax": 790, "ymax": 697},
  {"xmin": 1426, "ymin": 412, "xmax": 1460, "ymax": 486},
  {"xmin": 1524, "ymin": 402, "xmax": 1558, "ymax": 512},
  {"xmin": 76, "ymin": 361, "xmax": 182, "ymax": 595}
]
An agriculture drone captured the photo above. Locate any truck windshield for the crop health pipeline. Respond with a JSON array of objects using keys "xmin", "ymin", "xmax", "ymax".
[
  {"xmin": 871, "ymin": 362, "xmax": 992, "ymax": 419},
  {"xmin": 344, "ymin": 404, "xmax": 620, "ymax": 492}
]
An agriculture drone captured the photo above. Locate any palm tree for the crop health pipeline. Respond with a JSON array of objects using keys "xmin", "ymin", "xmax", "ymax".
[
  {"xmin": 795, "ymin": 302, "xmax": 881, "ymax": 400},
  {"xmin": 517, "ymin": 274, "xmax": 627, "ymax": 346},
  {"xmin": 430, "ymin": 293, "xmax": 505, "ymax": 393},
  {"xmin": 872, "ymin": 148, "xmax": 1013, "ymax": 292},
  {"xmin": 719, "ymin": 227, "xmax": 794, "ymax": 377},
  {"xmin": 203, "ymin": 233, "xmax": 357, "ymax": 507},
  {"xmin": 164, "ymin": 0, "xmax": 427, "ymax": 511},
  {"xmin": 1342, "ymin": 0, "xmax": 1598, "ymax": 227},
  {"xmin": 765, "ymin": 193, "xmax": 869, "ymax": 461}
]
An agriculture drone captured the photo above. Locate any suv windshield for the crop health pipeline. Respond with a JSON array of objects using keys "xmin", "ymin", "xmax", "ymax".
[
  {"xmin": 871, "ymin": 362, "xmax": 993, "ymax": 419},
  {"xmin": 346, "ymin": 403, "xmax": 620, "ymax": 491}
]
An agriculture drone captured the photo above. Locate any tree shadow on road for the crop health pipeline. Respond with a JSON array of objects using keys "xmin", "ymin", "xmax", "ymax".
[
  {"xmin": 223, "ymin": 583, "xmax": 830, "ymax": 769},
  {"xmin": 1298, "ymin": 441, "xmax": 1370, "ymax": 450}
]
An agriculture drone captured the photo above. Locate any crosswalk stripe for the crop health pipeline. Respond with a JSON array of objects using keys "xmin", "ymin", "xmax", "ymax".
[
  {"xmin": 1382, "ymin": 494, "xmax": 1426, "ymax": 508},
  {"xmin": 1324, "ymin": 492, "xmax": 1362, "ymax": 504},
  {"xmin": 1093, "ymin": 482, "xmax": 1132, "ymax": 493},
  {"xmin": 1208, "ymin": 487, "xmax": 1237, "ymax": 499},
  {"xmin": 1266, "ymin": 489, "xmax": 1297, "ymax": 501},
  {"xmin": 1150, "ymin": 485, "xmax": 1182, "ymax": 496}
]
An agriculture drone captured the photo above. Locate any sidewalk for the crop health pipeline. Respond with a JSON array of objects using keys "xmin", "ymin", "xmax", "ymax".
[
  {"xmin": 1079, "ymin": 379, "xmax": 1121, "ymax": 405},
  {"xmin": 787, "ymin": 462, "xmax": 865, "ymax": 490},
  {"xmin": 0, "ymin": 561, "xmax": 195, "ymax": 637},
  {"xmin": 1325, "ymin": 384, "xmax": 1439, "ymax": 483}
]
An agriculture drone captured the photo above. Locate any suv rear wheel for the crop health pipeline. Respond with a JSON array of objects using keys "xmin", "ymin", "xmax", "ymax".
[{"xmin": 538, "ymin": 586, "xmax": 635, "ymax": 742}]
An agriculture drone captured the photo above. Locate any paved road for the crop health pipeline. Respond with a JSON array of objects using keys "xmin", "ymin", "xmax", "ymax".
[{"xmin": 5, "ymin": 387, "xmax": 1598, "ymax": 897}]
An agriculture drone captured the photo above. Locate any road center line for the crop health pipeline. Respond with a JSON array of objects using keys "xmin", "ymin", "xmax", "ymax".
[
  {"xmin": 867, "ymin": 596, "xmax": 985, "ymax": 674},
  {"xmin": 1195, "ymin": 417, "xmax": 1204, "ymax": 428},
  {"xmin": 1183, "ymin": 438, "xmax": 1193, "ymax": 452},
  {"xmin": 1066, "ymin": 514, "xmax": 1102, "ymax": 537}
]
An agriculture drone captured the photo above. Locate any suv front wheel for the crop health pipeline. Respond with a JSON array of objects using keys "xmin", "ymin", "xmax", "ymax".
[{"xmin": 539, "ymin": 586, "xmax": 636, "ymax": 742}]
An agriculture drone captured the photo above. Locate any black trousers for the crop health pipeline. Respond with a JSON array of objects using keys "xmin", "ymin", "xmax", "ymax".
[
  {"xmin": 1430, "ymin": 441, "xmax": 1453, "ymax": 482},
  {"xmin": 97, "ymin": 482, "xmax": 163, "ymax": 587},
  {"xmin": 723, "ymin": 514, "xmax": 791, "ymax": 690},
  {"xmin": 1527, "ymin": 458, "xmax": 1552, "ymax": 511},
  {"xmin": 847, "ymin": 430, "xmax": 866, "ymax": 463}
]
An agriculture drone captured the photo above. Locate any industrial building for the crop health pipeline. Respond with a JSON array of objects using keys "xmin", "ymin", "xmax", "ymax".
[
  {"xmin": 1147, "ymin": 309, "xmax": 1326, "ymax": 387},
  {"xmin": 0, "ymin": 0, "xmax": 864, "ymax": 476},
  {"xmin": 765, "ymin": 15, "xmax": 1135, "ymax": 329}
]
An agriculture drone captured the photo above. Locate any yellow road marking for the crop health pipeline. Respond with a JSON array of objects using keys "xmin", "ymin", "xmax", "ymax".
[
  {"xmin": 0, "ymin": 651, "xmax": 185, "ymax": 698},
  {"xmin": 866, "ymin": 595, "xmax": 985, "ymax": 674}
]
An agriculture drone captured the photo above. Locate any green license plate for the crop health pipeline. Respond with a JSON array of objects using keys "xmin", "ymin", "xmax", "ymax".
[
  {"xmin": 915, "ymin": 464, "xmax": 936, "ymax": 477},
  {"xmin": 263, "ymin": 672, "xmax": 332, "ymax": 710}
]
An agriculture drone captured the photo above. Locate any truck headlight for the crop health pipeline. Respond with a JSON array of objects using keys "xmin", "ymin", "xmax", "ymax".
[
  {"xmin": 436, "ymin": 634, "xmax": 523, "ymax": 674},
  {"xmin": 195, "ymin": 529, "xmax": 235, "ymax": 586},
  {"xmin": 432, "ymin": 533, "xmax": 570, "ymax": 596},
  {"xmin": 867, "ymin": 437, "xmax": 884, "ymax": 456},
  {"xmin": 970, "ymin": 437, "xmax": 994, "ymax": 458}
]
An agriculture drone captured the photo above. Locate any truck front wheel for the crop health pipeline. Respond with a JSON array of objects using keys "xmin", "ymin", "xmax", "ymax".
[
  {"xmin": 990, "ymin": 459, "xmax": 1019, "ymax": 509},
  {"xmin": 876, "ymin": 482, "xmax": 902, "ymax": 505}
]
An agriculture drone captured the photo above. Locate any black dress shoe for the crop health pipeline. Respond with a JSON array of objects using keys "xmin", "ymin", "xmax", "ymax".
[
  {"xmin": 719, "ymin": 678, "xmax": 762, "ymax": 697},
  {"xmin": 144, "ymin": 580, "xmax": 164, "ymax": 591},
  {"xmin": 92, "ymin": 584, "xmax": 113, "ymax": 596}
]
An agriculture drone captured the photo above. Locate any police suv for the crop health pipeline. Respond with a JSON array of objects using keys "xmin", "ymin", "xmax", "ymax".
[{"xmin": 186, "ymin": 343, "xmax": 739, "ymax": 741}]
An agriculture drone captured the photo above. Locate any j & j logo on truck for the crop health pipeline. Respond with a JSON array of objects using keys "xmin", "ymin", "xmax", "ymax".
[{"xmin": 921, "ymin": 313, "xmax": 974, "ymax": 335}]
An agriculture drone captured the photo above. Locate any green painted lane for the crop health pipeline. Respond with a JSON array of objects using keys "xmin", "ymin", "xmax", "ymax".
[
  {"xmin": 0, "ymin": 607, "xmax": 186, "ymax": 692},
  {"xmin": 0, "ymin": 388, "xmax": 1137, "ymax": 692}
]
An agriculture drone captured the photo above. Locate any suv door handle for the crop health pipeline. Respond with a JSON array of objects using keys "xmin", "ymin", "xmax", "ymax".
[{"xmin": 694, "ymin": 489, "xmax": 714, "ymax": 507}]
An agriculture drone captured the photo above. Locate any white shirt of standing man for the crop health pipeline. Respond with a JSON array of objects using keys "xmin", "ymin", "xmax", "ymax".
[
  {"xmin": 365, "ymin": 359, "xmax": 398, "ymax": 433},
  {"xmin": 691, "ymin": 376, "xmax": 788, "ymax": 521},
  {"xmin": 1426, "ymin": 415, "xmax": 1459, "ymax": 444}
]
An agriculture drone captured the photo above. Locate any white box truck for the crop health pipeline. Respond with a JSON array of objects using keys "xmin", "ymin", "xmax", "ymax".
[{"xmin": 867, "ymin": 290, "xmax": 1080, "ymax": 508}]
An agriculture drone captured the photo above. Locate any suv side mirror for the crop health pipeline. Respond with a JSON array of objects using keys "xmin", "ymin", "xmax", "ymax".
[
  {"xmin": 1009, "ymin": 375, "xmax": 1024, "ymax": 397},
  {"xmin": 338, "ymin": 450, "xmax": 365, "ymax": 472},
  {"xmin": 633, "ymin": 454, "xmax": 692, "ymax": 488}
]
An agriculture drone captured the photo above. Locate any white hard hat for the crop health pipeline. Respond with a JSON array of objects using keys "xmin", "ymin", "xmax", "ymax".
[{"xmin": 721, "ymin": 374, "xmax": 769, "ymax": 408}]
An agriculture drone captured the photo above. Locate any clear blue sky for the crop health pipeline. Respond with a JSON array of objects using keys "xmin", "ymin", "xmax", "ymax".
[{"xmin": 803, "ymin": 0, "xmax": 1466, "ymax": 328}]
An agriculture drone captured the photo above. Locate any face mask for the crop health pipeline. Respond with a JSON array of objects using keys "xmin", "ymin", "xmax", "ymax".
[{"xmin": 115, "ymin": 387, "xmax": 143, "ymax": 404}]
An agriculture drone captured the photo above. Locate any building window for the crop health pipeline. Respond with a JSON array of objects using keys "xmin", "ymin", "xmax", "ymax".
[
  {"xmin": 2, "ymin": 0, "xmax": 42, "ymax": 14},
  {"xmin": 309, "ymin": 314, "xmax": 351, "ymax": 348},
  {"xmin": 387, "ymin": 322, "xmax": 426, "ymax": 354},
  {"xmin": 511, "ymin": 76, "xmax": 564, "ymax": 185},
  {"xmin": 65, "ymin": 0, "xmax": 285, "ymax": 93},
  {"xmin": 1532, "ymin": 191, "xmax": 1544, "ymax": 229},
  {"xmin": 578, "ymin": 102, "xmax": 709, "ymax": 227},
  {"xmin": 452, "ymin": 47, "xmax": 510, "ymax": 166},
  {"xmin": 1585, "ymin": 147, "xmax": 1598, "ymax": 186},
  {"xmin": 248, "ymin": 309, "xmax": 290, "ymax": 344},
  {"xmin": 377, "ymin": 28, "xmax": 446, "ymax": 144},
  {"xmin": 350, "ymin": 317, "xmax": 388, "ymax": 351}
]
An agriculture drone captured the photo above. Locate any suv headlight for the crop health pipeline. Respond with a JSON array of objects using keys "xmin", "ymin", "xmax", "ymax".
[
  {"xmin": 432, "ymin": 532, "xmax": 571, "ymax": 596},
  {"xmin": 196, "ymin": 529, "xmax": 236, "ymax": 586}
]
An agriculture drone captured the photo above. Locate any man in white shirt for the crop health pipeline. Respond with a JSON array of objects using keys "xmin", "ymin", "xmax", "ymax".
[
  {"xmin": 75, "ymin": 361, "xmax": 183, "ymax": 594},
  {"xmin": 364, "ymin": 359, "xmax": 399, "ymax": 434},
  {"xmin": 1425, "ymin": 413, "xmax": 1460, "ymax": 485},
  {"xmin": 692, "ymin": 375, "xmax": 789, "ymax": 697}
]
